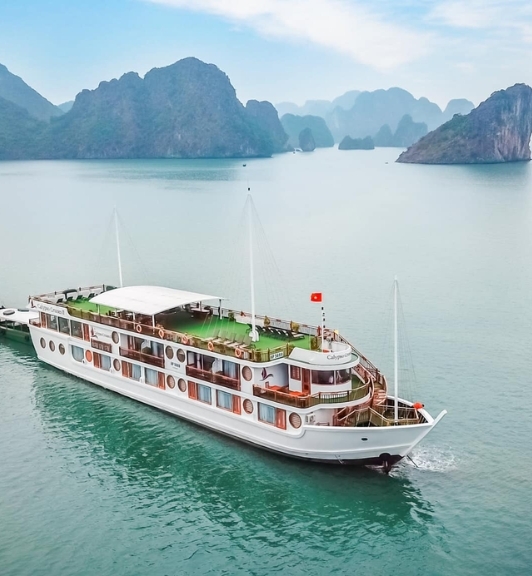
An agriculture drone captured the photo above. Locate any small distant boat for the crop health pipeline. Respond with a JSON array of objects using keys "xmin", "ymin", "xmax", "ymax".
[
  {"xmin": 293, "ymin": 147, "xmax": 303, "ymax": 153},
  {"xmin": 0, "ymin": 307, "xmax": 39, "ymax": 344}
]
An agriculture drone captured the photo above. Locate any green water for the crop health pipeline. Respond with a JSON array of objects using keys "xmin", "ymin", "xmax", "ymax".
[{"xmin": 1, "ymin": 149, "xmax": 532, "ymax": 575}]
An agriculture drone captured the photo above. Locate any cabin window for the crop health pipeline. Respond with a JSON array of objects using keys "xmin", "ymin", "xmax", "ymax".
[
  {"xmin": 197, "ymin": 384, "xmax": 212, "ymax": 404},
  {"xmin": 58, "ymin": 317, "xmax": 70, "ymax": 335},
  {"xmin": 71, "ymin": 320, "xmax": 83, "ymax": 339},
  {"xmin": 94, "ymin": 353, "xmax": 111, "ymax": 371},
  {"xmin": 217, "ymin": 390, "xmax": 232, "ymax": 411},
  {"xmin": 311, "ymin": 370, "xmax": 335, "ymax": 385},
  {"xmin": 122, "ymin": 361, "xmax": 142, "ymax": 381},
  {"xmin": 259, "ymin": 403, "xmax": 286, "ymax": 429},
  {"xmin": 290, "ymin": 365, "xmax": 301, "ymax": 380},
  {"xmin": 145, "ymin": 368, "xmax": 159, "ymax": 386},
  {"xmin": 222, "ymin": 360, "xmax": 237, "ymax": 380},
  {"xmin": 71, "ymin": 345, "xmax": 84, "ymax": 362},
  {"xmin": 335, "ymin": 369, "xmax": 351, "ymax": 384},
  {"xmin": 217, "ymin": 390, "xmax": 241, "ymax": 414},
  {"xmin": 48, "ymin": 315, "xmax": 58, "ymax": 331}
]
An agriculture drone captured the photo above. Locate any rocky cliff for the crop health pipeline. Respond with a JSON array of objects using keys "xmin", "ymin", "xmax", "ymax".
[
  {"xmin": 338, "ymin": 136, "xmax": 374, "ymax": 150},
  {"xmin": 397, "ymin": 84, "xmax": 532, "ymax": 164},
  {"xmin": 46, "ymin": 58, "xmax": 279, "ymax": 159},
  {"xmin": 299, "ymin": 128, "xmax": 315, "ymax": 151},
  {"xmin": 245, "ymin": 100, "xmax": 288, "ymax": 153},
  {"xmin": 0, "ymin": 63, "xmax": 62, "ymax": 121},
  {"xmin": 0, "ymin": 96, "xmax": 47, "ymax": 159},
  {"xmin": 281, "ymin": 114, "xmax": 334, "ymax": 148}
]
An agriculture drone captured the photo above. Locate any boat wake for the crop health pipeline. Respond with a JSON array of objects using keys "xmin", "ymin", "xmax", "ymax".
[{"xmin": 404, "ymin": 445, "xmax": 458, "ymax": 473}]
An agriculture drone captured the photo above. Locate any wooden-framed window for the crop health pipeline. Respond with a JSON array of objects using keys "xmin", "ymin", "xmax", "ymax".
[
  {"xmin": 216, "ymin": 390, "xmax": 241, "ymax": 414},
  {"xmin": 258, "ymin": 403, "xmax": 286, "ymax": 429},
  {"xmin": 290, "ymin": 365, "xmax": 301, "ymax": 380},
  {"xmin": 197, "ymin": 383, "xmax": 211, "ymax": 404}
]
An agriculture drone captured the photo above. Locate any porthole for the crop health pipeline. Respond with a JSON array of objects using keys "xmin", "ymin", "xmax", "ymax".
[
  {"xmin": 167, "ymin": 375, "xmax": 176, "ymax": 389},
  {"xmin": 178, "ymin": 378, "xmax": 187, "ymax": 392},
  {"xmin": 85, "ymin": 349, "xmax": 93, "ymax": 363},
  {"xmin": 289, "ymin": 413, "xmax": 302, "ymax": 429},
  {"xmin": 242, "ymin": 366, "xmax": 252, "ymax": 381},
  {"xmin": 40, "ymin": 337, "xmax": 46, "ymax": 349},
  {"xmin": 49, "ymin": 340, "xmax": 55, "ymax": 352},
  {"xmin": 361, "ymin": 438, "xmax": 368, "ymax": 442},
  {"xmin": 177, "ymin": 349, "xmax": 185, "ymax": 362},
  {"xmin": 112, "ymin": 331, "xmax": 119, "ymax": 344},
  {"xmin": 59, "ymin": 344, "xmax": 65, "ymax": 355},
  {"xmin": 243, "ymin": 399, "xmax": 254, "ymax": 414},
  {"xmin": 113, "ymin": 359, "xmax": 121, "ymax": 371},
  {"xmin": 165, "ymin": 346, "xmax": 174, "ymax": 360}
]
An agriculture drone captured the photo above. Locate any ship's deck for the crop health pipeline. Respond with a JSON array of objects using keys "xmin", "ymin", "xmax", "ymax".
[{"xmin": 67, "ymin": 298, "xmax": 313, "ymax": 352}]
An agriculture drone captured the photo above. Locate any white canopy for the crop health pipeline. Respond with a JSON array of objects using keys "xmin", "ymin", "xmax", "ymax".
[{"xmin": 89, "ymin": 286, "xmax": 222, "ymax": 317}]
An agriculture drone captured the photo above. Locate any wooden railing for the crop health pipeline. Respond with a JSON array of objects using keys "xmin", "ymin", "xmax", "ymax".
[
  {"xmin": 119, "ymin": 347, "xmax": 165, "ymax": 368},
  {"xmin": 185, "ymin": 366, "xmax": 241, "ymax": 391},
  {"xmin": 30, "ymin": 292, "xmax": 371, "ymax": 367},
  {"xmin": 253, "ymin": 382, "xmax": 370, "ymax": 409},
  {"xmin": 66, "ymin": 304, "xmax": 295, "ymax": 364},
  {"xmin": 346, "ymin": 406, "xmax": 423, "ymax": 427}
]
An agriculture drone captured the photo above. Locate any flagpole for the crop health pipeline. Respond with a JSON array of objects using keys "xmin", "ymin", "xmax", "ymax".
[{"xmin": 321, "ymin": 303, "xmax": 325, "ymax": 350}]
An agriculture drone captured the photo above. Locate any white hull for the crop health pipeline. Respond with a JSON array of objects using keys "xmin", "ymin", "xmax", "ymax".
[{"xmin": 30, "ymin": 323, "xmax": 445, "ymax": 466}]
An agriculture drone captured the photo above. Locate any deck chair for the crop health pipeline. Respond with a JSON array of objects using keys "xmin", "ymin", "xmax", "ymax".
[
  {"xmin": 227, "ymin": 335, "xmax": 244, "ymax": 349},
  {"xmin": 212, "ymin": 329, "xmax": 227, "ymax": 344},
  {"xmin": 205, "ymin": 330, "xmax": 221, "ymax": 342}
]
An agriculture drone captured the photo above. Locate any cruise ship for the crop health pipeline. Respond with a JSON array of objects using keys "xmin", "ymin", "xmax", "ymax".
[{"xmin": 27, "ymin": 283, "xmax": 446, "ymax": 471}]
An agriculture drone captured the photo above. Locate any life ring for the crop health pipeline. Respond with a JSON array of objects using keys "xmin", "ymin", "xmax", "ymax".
[
  {"xmin": 158, "ymin": 328, "xmax": 165, "ymax": 339},
  {"xmin": 182, "ymin": 335, "xmax": 189, "ymax": 345},
  {"xmin": 135, "ymin": 323, "xmax": 142, "ymax": 334},
  {"xmin": 235, "ymin": 348, "xmax": 243, "ymax": 358},
  {"xmin": 208, "ymin": 341, "xmax": 214, "ymax": 351},
  {"xmin": 85, "ymin": 350, "xmax": 93, "ymax": 362}
]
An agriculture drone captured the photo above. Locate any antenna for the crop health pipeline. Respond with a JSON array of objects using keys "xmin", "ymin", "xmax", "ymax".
[
  {"xmin": 394, "ymin": 275, "xmax": 398, "ymax": 422},
  {"xmin": 114, "ymin": 208, "xmax": 124, "ymax": 288}
]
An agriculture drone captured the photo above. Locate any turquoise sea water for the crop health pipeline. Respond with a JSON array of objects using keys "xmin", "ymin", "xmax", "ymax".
[{"xmin": 1, "ymin": 148, "xmax": 532, "ymax": 575}]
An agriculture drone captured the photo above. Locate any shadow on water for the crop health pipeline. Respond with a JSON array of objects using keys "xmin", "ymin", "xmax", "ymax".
[{"xmin": 30, "ymin": 359, "xmax": 435, "ymax": 537}]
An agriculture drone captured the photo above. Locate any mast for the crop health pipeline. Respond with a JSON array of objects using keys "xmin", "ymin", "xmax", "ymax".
[
  {"xmin": 114, "ymin": 208, "xmax": 124, "ymax": 288},
  {"xmin": 248, "ymin": 195, "xmax": 258, "ymax": 342},
  {"xmin": 394, "ymin": 275, "xmax": 398, "ymax": 422}
]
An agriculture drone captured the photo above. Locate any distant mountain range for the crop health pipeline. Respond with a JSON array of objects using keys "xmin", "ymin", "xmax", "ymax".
[
  {"xmin": 0, "ymin": 58, "xmax": 492, "ymax": 160},
  {"xmin": 0, "ymin": 58, "xmax": 288, "ymax": 159},
  {"xmin": 276, "ymin": 89, "xmax": 474, "ymax": 146}
]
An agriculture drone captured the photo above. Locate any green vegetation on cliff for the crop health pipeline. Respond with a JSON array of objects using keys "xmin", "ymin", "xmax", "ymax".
[
  {"xmin": 0, "ymin": 63, "xmax": 62, "ymax": 121},
  {"xmin": 0, "ymin": 58, "xmax": 285, "ymax": 159}
]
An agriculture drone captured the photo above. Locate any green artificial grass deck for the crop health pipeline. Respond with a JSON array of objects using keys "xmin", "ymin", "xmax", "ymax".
[
  {"xmin": 67, "ymin": 298, "xmax": 115, "ymax": 316},
  {"xmin": 68, "ymin": 299, "xmax": 312, "ymax": 352},
  {"xmin": 170, "ymin": 315, "xmax": 312, "ymax": 352}
]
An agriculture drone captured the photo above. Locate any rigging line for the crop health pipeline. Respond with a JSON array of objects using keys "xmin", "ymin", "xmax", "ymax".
[
  {"xmin": 116, "ymin": 211, "xmax": 151, "ymax": 282},
  {"xmin": 249, "ymin": 200, "xmax": 300, "ymax": 320},
  {"xmin": 397, "ymin": 284, "xmax": 419, "ymax": 393},
  {"xmin": 93, "ymin": 213, "xmax": 116, "ymax": 280}
]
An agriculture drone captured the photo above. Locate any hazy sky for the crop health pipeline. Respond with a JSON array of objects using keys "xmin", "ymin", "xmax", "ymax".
[{"xmin": 1, "ymin": 0, "xmax": 531, "ymax": 108}]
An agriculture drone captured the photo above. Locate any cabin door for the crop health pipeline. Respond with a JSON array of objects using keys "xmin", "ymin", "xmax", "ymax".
[{"xmin": 302, "ymin": 369, "xmax": 311, "ymax": 395}]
